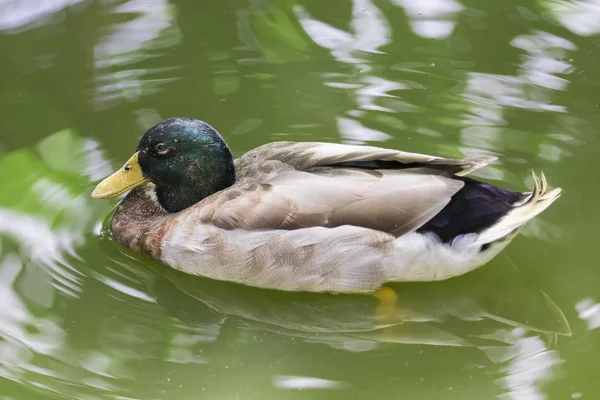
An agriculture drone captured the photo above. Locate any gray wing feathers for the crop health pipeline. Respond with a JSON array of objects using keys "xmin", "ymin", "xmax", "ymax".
[
  {"xmin": 328, "ymin": 178, "xmax": 462, "ymax": 236},
  {"xmin": 208, "ymin": 169, "xmax": 464, "ymax": 236},
  {"xmin": 235, "ymin": 141, "xmax": 496, "ymax": 177},
  {"xmin": 220, "ymin": 141, "xmax": 488, "ymax": 234}
]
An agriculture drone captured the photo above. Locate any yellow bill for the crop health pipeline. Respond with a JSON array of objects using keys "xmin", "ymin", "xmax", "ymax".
[{"xmin": 91, "ymin": 152, "xmax": 149, "ymax": 199}]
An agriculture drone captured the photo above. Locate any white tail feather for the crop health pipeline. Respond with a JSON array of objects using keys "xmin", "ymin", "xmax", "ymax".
[{"xmin": 473, "ymin": 171, "xmax": 562, "ymax": 246}]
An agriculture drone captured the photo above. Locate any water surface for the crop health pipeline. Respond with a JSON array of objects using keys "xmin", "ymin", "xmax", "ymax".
[{"xmin": 0, "ymin": 0, "xmax": 599, "ymax": 399}]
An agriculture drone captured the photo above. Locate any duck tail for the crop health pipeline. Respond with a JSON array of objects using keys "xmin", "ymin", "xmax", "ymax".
[{"xmin": 473, "ymin": 171, "xmax": 562, "ymax": 246}]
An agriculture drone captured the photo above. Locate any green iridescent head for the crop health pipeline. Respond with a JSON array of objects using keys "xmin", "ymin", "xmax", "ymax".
[{"xmin": 91, "ymin": 118, "xmax": 236, "ymax": 213}]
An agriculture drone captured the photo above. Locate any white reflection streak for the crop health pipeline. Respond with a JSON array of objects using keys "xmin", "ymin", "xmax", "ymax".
[
  {"xmin": 0, "ymin": 137, "xmax": 112, "ymax": 296},
  {"xmin": 349, "ymin": 0, "xmax": 390, "ymax": 56},
  {"xmin": 511, "ymin": 31, "xmax": 576, "ymax": 91},
  {"xmin": 295, "ymin": 0, "xmax": 398, "ymax": 143},
  {"xmin": 81, "ymin": 138, "xmax": 115, "ymax": 182},
  {"xmin": 576, "ymin": 298, "xmax": 600, "ymax": 330},
  {"xmin": 391, "ymin": 0, "xmax": 464, "ymax": 39},
  {"xmin": 295, "ymin": 0, "xmax": 390, "ymax": 63},
  {"xmin": 309, "ymin": 337, "xmax": 379, "ymax": 353},
  {"xmin": 0, "ymin": 208, "xmax": 79, "ymax": 271},
  {"xmin": 273, "ymin": 375, "xmax": 350, "ymax": 390},
  {"xmin": 0, "ymin": 256, "xmax": 33, "ymax": 346},
  {"xmin": 93, "ymin": 0, "xmax": 181, "ymax": 106},
  {"xmin": 336, "ymin": 117, "xmax": 392, "ymax": 144},
  {"xmin": 483, "ymin": 329, "xmax": 562, "ymax": 400},
  {"xmin": 0, "ymin": 207, "xmax": 84, "ymax": 299},
  {"xmin": 461, "ymin": 30, "xmax": 575, "ymax": 143},
  {"xmin": 95, "ymin": 0, "xmax": 179, "ymax": 68},
  {"xmin": 546, "ymin": 0, "xmax": 600, "ymax": 36},
  {"xmin": 0, "ymin": 0, "xmax": 87, "ymax": 31},
  {"xmin": 0, "ymin": 255, "xmax": 66, "ymax": 380},
  {"xmin": 356, "ymin": 76, "xmax": 406, "ymax": 112},
  {"xmin": 99, "ymin": 276, "xmax": 156, "ymax": 303}
]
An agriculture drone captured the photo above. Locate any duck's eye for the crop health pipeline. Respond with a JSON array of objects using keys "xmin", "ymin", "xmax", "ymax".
[{"xmin": 155, "ymin": 143, "xmax": 169, "ymax": 155}]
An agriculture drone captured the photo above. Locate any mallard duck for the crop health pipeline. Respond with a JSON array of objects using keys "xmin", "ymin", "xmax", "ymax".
[{"xmin": 91, "ymin": 118, "xmax": 561, "ymax": 295}]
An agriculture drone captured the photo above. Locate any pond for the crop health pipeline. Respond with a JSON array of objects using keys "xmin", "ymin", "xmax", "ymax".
[{"xmin": 0, "ymin": 0, "xmax": 599, "ymax": 399}]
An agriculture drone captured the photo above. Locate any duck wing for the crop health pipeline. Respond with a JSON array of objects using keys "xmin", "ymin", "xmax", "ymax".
[
  {"xmin": 234, "ymin": 141, "xmax": 496, "ymax": 179},
  {"xmin": 196, "ymin": 142, "xmax": 495, "ymax": 236}
]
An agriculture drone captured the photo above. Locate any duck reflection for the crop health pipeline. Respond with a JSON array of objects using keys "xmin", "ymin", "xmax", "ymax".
[{"xmin": 102, "ymin": 227, "xmax": 571, "ymax": 355}]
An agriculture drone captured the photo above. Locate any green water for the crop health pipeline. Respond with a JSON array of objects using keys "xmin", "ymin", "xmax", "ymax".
[{"xmin": 1, "ymin": 0, "xmax": 599, "ymax": 398}]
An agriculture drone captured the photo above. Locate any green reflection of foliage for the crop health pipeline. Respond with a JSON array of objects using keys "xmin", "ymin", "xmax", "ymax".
[
  {"xmin": 250, "ymin": 2, "xmax": 311, "ymax": 64},
  {"xmin": 0, "ymin": 128, "xmax": 112, "ymax": 398},
  {"xmin": 0, "ymin": 129, "xmax": 97, "ymax": 228},
  {"xmin": 0, "ymin": 128, "xmax": 106, "ymax": 309}
]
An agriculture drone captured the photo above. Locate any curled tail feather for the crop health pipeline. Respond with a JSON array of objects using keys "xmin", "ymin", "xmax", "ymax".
[{"xmin": 474, "ymin": 171, "xmax": 562, "ymax": 246}]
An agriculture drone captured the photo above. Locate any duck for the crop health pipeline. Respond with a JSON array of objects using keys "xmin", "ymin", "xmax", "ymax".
[{"xmin": 91, "ymin": 117, "xmax": 561, "ymax": 296}]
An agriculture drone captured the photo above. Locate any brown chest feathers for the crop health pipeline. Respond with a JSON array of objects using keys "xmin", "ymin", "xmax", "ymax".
[{"xmin": 110, "ymin": 185, "xmax": 173, "ymax": 259}]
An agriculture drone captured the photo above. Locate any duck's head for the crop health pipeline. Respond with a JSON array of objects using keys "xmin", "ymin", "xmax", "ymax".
[{"xmin": 91, "ymin": 118, "xmax": 235, "ymax": 213}]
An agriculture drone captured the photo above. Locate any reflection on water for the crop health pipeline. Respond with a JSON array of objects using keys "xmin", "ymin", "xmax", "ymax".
[
  {"xmin": 92, "ymin": 0, "xmax": 181, "ymax": 108},
  {"xmin": 296, "ymin": 0, "xmax": 404, "ymax": 144},
  {"xmin": 511, "ymin": 31, "xmax": 575, "ymax": 92},
  {"xmin": 0, "ymin": 0, "xmax": 87, "ymax": 32},
  {"xmin": 576, "ymin": 298, "xmax": 600, "ymax": 331},
  {"xmin": 0, "ymin": 129, "xmax": 112, "ymax": 397},
  {"xmin": 0, "ymin": 130, "xmax": 109, "ymax": 298},
  {"xmin": 462, "ymin": 30, "xmax": 575, "ymax": 132},
  {"xmin": 295, "ymin": 0, "xmax": 390, "ymax": 63},
  {"xmin": 391, "ymin": 0, "xmax": 464, "ymax": 39},
  {"xmin": 544, "ymin": 0, "xmax": 600, "ymax": 36},
  {"xmin": 273, "ymin": 375, "xmax": 350, "ymax": 390},
  {"xmin": 458, "ymin": 28, "xmax": 579, "ymax": 202},
  {"xmin": 490, "ymin": 329, "xmax": 562, "ymax": 400},
  {"xmin": 0, "ymin": 0, "xmax": 597, "ymax": 398}
]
